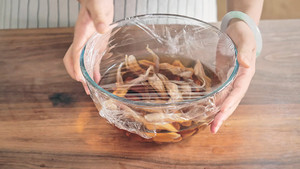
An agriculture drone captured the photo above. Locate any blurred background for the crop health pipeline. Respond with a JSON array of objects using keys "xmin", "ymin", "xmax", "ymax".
[
  {"xmin": 1, "ymin": 0, "xmax": 300, "ymax": 29},
  {"xmin": 217, "ymin": 0, "xmax": 300, "ymax": 20}
]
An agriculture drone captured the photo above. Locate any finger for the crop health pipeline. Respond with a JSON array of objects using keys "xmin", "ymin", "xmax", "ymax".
[
  {"xmin": 63, "ymin": 44, "xmax": 90, "ymax": 95},
  {"xmin": 210, "ymin": 86, "xmax": 244, "ymax": 134},
  {"xmin": 225, "ymin": 21, "xmax": 256, "ymax": 68},
  {"xmin": 81, "ymin": 81, "xmax": 90, "ymax": 95},
  {"xmin": 237, "ymin": 43, "xmax": 255, "ymax": 68},
  {"xmin": 72, "ymin": 6, "xmax": 96, "ymax": 82},
  {"xmin": 93, "ymin": 62, "xmax": 101, "ymax": 84},
  {"xmin": 92, "ymin": 36, "xmax": 114, "ymax": 84},
  {"xmin": 211, "ymin": 101, "xmax": 240, "ymax": 134},
  {"xmin": 210, "ymin": 64, "xmax": 255, "ymax": 133},
  {"xmin": 85, "ymin": 0, "xmax": 114, "ymax": 34},
  {"xmin": 63, "ymin": 44, "xmax": 76, "ymax": 80}
]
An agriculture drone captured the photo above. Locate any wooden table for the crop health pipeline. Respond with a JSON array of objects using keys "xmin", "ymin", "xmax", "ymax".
[{"xmin": 0, "ymin": 20, "xmax": 299, "ymax": 169}]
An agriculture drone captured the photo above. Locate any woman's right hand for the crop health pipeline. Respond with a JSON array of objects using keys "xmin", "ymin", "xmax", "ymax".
[{"xmin": 63, "ymin": 0, "xmax": 114, "ymax": 94}]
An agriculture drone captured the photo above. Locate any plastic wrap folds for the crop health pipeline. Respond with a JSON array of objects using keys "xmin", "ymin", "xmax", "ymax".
[{"xmin": 81, "ymin": 14, "xmax": 237, "ymax": 142}]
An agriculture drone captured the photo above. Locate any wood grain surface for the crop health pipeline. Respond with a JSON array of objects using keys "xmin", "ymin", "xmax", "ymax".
[
  {"xmin": 217, "ymin": 0, "xmax": 300, "ymax": 21},
  {"xmin": 0, "ymin": 20, "xmax": 300, "ymax": 169}
]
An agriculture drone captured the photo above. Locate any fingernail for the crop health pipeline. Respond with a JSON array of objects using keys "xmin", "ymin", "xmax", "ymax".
[
  {"xmin": 214, "ymin": 127, "xmax": 220, "ymax": 133},
  {"xmin": 214, "ymin": 122, "xmax": 223, "ymax": 133}
]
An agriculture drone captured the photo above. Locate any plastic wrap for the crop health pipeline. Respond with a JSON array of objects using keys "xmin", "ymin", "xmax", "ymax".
[{"xmin": 80, "ymin": 14, "xmax": 238, "ymax": 143}]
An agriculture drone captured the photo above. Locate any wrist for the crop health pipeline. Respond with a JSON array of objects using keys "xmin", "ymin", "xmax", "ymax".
[
  {"xmin": 221, "ymin": 11, "xmax": 262, "ymax": 56},
  {"xmin": 228, "ymin": 18, "xmax": 246, "ymax": 27}
]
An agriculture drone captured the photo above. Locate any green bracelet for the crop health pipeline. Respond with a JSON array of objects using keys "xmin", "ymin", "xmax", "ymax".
[{"xmin": 221, "ymin": 11, "xmax": 262, "ymax": 57}]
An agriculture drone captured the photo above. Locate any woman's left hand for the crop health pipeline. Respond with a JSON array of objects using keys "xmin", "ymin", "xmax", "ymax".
[
  {"xmin": 63, "ymin": 0, "xmax": 114, "ymax": 95},
  {"xmin": 210, "ymin": 20, "xmax": 257, "ymax": 133}
]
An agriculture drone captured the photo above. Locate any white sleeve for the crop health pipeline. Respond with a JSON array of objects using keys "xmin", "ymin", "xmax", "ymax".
[
  {"xmin": 0, "ymin": 0, "xmax": 80, "ymax": 29},
  {"xmin": 114, "ymin": 0, "xmax": 217, "ymax": 22},
  {"xmin": 0, "ymin": 0, "xmax": 217, "ymax": 29}
]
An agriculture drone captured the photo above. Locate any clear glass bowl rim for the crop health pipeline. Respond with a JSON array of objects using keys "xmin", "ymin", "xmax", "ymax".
[{"xmin": 80, "ymin": 13, "xmax": 239, "ymax": 107}]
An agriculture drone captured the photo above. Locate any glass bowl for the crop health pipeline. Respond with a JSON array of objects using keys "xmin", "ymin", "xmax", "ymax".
[{"xmin": 80, "ymin": 14, "xmax": 238, "ymax": 143}]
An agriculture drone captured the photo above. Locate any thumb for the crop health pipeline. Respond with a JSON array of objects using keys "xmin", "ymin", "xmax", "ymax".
[
  {"xmin": 236, "ymin": 41, "xmax": 256, "ymax": 68},
  {"xmin": 225, "ymin": 21, "xmax": 256, "ymax": 68},
  {"xmin": 85, "ymin": 0, "xmax": 114, "ymax": 34}
]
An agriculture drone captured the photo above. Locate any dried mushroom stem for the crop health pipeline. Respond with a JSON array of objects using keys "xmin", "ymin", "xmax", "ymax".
[
  {"xmin": 103, "ymin": 99, "xmax": 181, "ymax": 138},
  {"xmin": 125, "ymin": 54, "xmax": 145, "ymax": 75},
  {"xmin": 181, "ymin": 120, "xmax": 192, "ymax": 127},
  {"xmin": 113, "ymin": 65, "xmax": 153, "ymax": 97},
  {"xmin": 180, "ymin": 128, "xmax": 198, "ymax": 139},
  {"xmin": 172, "ymin": 60, "xmax": 194, "ymax": 72},
  {"xmin": 157, "ymin": 73, "xmax": 183, "ymax": 102},
  {"xmin": 194, "ymin": 60, "xmax": 212, "ymax": 90},
  {"xmin": 159, "ymin": 63, "xmax": 194, "ymax": 78},
  {"xmin": 138, "ymin": 59, "xmax": 155, "ymax": 67},
  {"xmin": 146, "ymin": 45, "xmax": 160, "ymax": 73},
  {"xmin": 147, "ymin": 73, "xmax": 167, "ymax": 97},
  {"xmin": 116, "ymin": 62, "xmax": 124, "ymax": 85},
  {"xmin": 152, "ymin": 133, "xmax": 182, "ymax": 143},
  {"xmin": 145, "ymin": 123, "xmax": 178, "ymax": 132},
  {"xmin": 144, "ymin": 112, "xmax": 187, "ymax": 123},
  {"xmin": 179, "ymin": 83, "xmax": 192, "ymax": 99},
  {"xmin": 108, "ymin": 46, "xmax": 216, "ymax": 142},
  {"xmin": 101, "ymin": 99, "xmax": 146, "ymax": 133}
]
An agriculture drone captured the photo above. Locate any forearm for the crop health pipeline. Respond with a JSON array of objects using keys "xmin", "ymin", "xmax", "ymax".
[{"xmin": 227, "ymin": 0, "xmax": 264, "ymax": 25}]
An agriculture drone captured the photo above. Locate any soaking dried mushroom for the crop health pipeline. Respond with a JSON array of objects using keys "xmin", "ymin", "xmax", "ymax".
[{"xmin": 100, "ymin": 46, "xmax": 216, "ymax": 143}]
